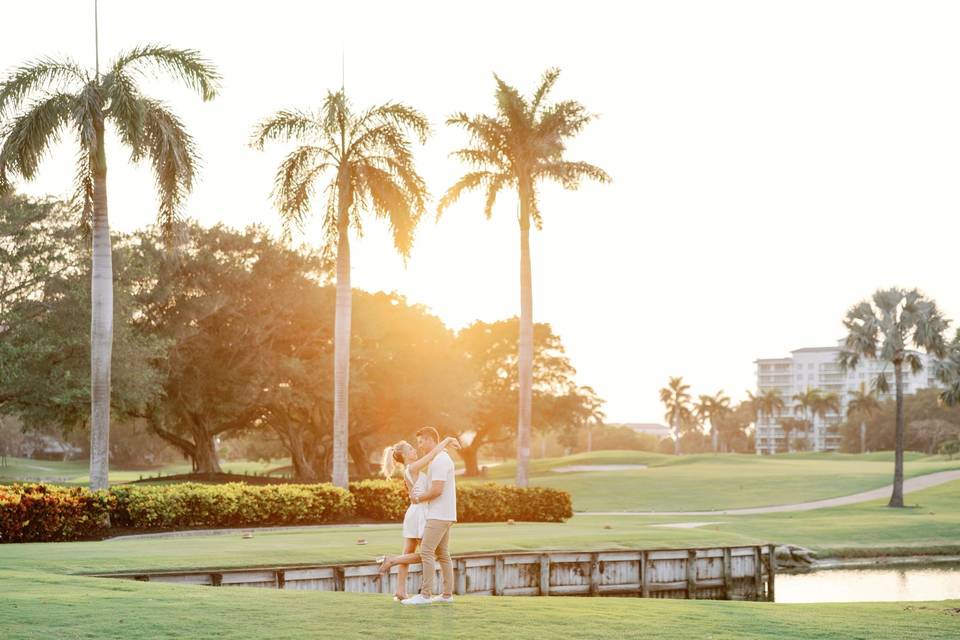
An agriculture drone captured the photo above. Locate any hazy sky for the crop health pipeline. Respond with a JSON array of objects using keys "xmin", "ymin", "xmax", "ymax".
[{"xmin": 3, "ymin": 1, "xmax": 960, "ymax": 423}]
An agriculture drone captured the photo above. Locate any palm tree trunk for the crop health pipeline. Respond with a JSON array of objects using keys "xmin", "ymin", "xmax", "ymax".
[
  {"xmin": 860, "ymin": 420, "xmax": 866, "ymax": 454},
  {"xmin": 89, "ymin": 138, "xmax": 112, "ymax": 492},
  {"xmin": 515, "ymin": 181, "xmax": 534, "ymax": 488},
  {"xmin": 331, "ymin": 188, "xmax": 352, "ymax": 489},
  {"xmin": 889, "ymin": 363, "xmax": 905, "ymax": 507},
  {"xmin": 672, "ymin": 415, "xmax": 682, "ymax": 455}
]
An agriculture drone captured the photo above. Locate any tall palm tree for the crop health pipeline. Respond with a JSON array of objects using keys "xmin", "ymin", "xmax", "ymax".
[
  {"xmin": 0, "ymin": 46, "xmax": 219, "ymax": 490},
  {"xmin": 839, "ymin": 288, "xmax": 948, "ymax": 507},
  {"xmin": 251, "ymin": 91, "xmax": 429, "ymax": 488},
  {"xmin": 847, "ymin": 382, "xmax": 880, "ymax": 453},
  {"xmin": 439, "ymin": 69, "xmax": 609, "ymax": 487},
  {"xmin": 755, "ymin": 389, "xmax": 785, "ymax": 454},
  {"xmin": 659, "ymin": 376, "xmax": 693, "ymax": 455},
  {"xmin": 778, "ymin": 417, "xmax": 805, "ymax": 453},
  {"xmin": 808, "ymin": 390, "xmax": 841, "ymax": 450},
  {"xmin": 695, "ymin": 391, "xmax": 731, "ymax": 453}
]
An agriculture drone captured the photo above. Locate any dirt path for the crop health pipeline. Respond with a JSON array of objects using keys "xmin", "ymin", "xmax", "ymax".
[{"xmin": 579, "ymin": 469, "xmax": 960, "ymax": 517}]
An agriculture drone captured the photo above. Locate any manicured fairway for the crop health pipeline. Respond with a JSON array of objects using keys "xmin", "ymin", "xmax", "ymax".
[
  {"xmin": 3, "ymin": 478, "xmax": 959, "ymax": 638},
  {"xmin": 2, "ymin": 574, "xmax": 957, "ymax": 640},
  {"xmin": 475, "ymin": 450, "xmax": 960, "ymax": 512}
]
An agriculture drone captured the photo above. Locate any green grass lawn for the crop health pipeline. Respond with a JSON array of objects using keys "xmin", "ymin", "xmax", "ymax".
[
  {"xmin": 0, "ymin": 457, "xmax": 284, "ymax": 486},
  {"xmin": 3, "ymin": 474, "xmax": 960, "ymax": 638},
  {"xmin": 471, "ymin": 450, "xmax": 960, "ymax": 512}
]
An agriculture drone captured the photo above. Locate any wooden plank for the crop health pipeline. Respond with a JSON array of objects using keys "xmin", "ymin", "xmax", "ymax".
[
  {"xmin": 640, "ymin": 551, "xmax": 649, "ymax": 598},
  {"xmin": 343, "ymin": 565, "xmax": 381, "ymax": 578},
  {"xmin": 502, "ymin": 586, "xmax": 540, "ymax": 596},
  {"xmin": 597, "ymin": 583, "xmax": 641, "ymax": 594},
  {"xmin": 646, "ymin": 549, "xmax": 690, "ymax": 561},
  {"xmin": 753, "ymin": 547, "xmax": 763, "ymax": 601},
  {"xmin": 456, "ymin": 559, "xmax": 466, "ymax": 596},
  {"xmin": 494, "ymin": 556, "xmax": 504, "ymax": 596},
  {"xmin": 549, "ymin": 553, "xmax": 593, "ymax": 563},
  {"xmin": 648, "ymin": 580, "xmax": 689, "ymax": 592},
  {"xmin": 464, "ymin": 557, "xmax": 496, "ymax": 569},
  {"xmin": 502, "ymin": 554, "xmax": 541, "ymax": 566},
  {"xmin": 540, "ymin": 555, "xmax": 550, "ymax": 596},
  {"xmin": 220, "ymin": 571, "xmax": 277, "ymax": 586},
  {"xmin": 686, "ymin": 550, "xmax": 697, "ymax": 599},
  {"xmin": 149, "ymin": 573, "xmax": 213, "ymax": 586},
  {"xmin": 766, "ymin": 544, "xmax": 776, "ymax": 602},
  {"xmin": 284, "ymin": 568, "xmax": 335, "ymax": 581},
  {"xmin": 589, "ymin": 553, "xmax": 600, "ymax": 597},
  {"xmin": 731, "ymin": 547, "xmax": 758, "ymax": 557},
  {"xmin": 722, "ymin": 548, "xmax": 733, "ymax": 600},
  {"xmin": 596, "ymin": 551, "xmax": 642, "ymax": 562},
  {"xmin": 549, "ymin": 584, "xmax": 591, "ymax": 595}
]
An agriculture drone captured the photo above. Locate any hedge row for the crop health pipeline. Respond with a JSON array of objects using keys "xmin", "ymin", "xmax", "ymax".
[
  {"xmin": 0, "ymin": 481, "xmax": 572, "ymax": 543},
  {"xmin": 350, "ymin": 480, "xmax": 573, "ymax": 523}
]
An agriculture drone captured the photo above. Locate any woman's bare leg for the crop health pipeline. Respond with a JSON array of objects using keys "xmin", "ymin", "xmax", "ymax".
[{"xmin": 394, "ymin": 538, "xmax": 419, "ymax": 598}]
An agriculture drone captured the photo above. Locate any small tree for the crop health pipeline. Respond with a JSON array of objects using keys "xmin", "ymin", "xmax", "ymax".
[{"xmin": 847, "ymin": 383, "xmax": 881, "ymax": 453}]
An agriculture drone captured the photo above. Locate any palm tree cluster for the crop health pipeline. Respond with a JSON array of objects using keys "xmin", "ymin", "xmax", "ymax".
[
  {"xmin": 659, "ymin": 377, "xmax": 752, "ymax": 454},
  {"xmin": 0, "ymin": 45, "xmax": 607, "ymax": 490}
]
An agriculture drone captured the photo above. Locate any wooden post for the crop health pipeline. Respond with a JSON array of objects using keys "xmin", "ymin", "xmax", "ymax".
[
  {"xmin": 640, "ymin": 551, "xmax": 649, "ymax": 598},
  {"xmin": 277, "ymin": 570, "xmax": 286, "ymax": 590},
  {"xmin": 540, "ymin": 554, "xmax": 550, "ymax": 596},
  {"xmin": 379, "ymin": 567, "xmax": 391, "ymax": 594},
  {"xmin": 211, "ymin": 573, "xmax": 222, "ymax": 587},
  {"xmin": 722, "ymin": 548, "xmax": 733, "ymax": 600},
  {"xmin": 494, "ymin": 556, "xmax": 504, "ymax": 596},
  {"xmin": 686, "ymin": 550, "xmax": 697, "ymax": 599},
  {"xmin": 589, "ymin": 553, "xmax": 600, "ymax": 597},
  {"xmin": 334, "ymin": 566, "xmax": 345, "ymax": 592},
  {"xmin": 456, "ymin": 559, "xmax": 466, "ymax": 596},
  {"xmin": 766, "ymin": 544, "xmax": 776, "ymax": 602},
  {"xmin": 753, "ymin": 547, "xmax": 763, "ymax": 601}
]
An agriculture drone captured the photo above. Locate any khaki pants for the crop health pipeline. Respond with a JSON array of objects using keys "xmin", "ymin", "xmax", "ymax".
[{"xmin": 419, "ymin": 519, "xmax": 454, "ymax": 597}]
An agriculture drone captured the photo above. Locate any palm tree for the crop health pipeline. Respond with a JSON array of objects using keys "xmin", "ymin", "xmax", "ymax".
[
  {"xmin": 811, "ymin": 391, "xmax": 841, "ymax": 450},
  {"xmin": 251, "ymin": 91, "xmax": 429, "ymax": 488},
  {"xmin": 778, "ymin": 417, "xmax": 805, "ymax": 453},
  {"xmin": 0, "ymin": 46, "xmax": 219, "ymax": 490},
  {"xmin": 847, "ymin": 382, "xmax": 880, "ymax": 453},
  {"xmin": 757, "ymin": 389, "xmax": 785, "ymax": 454},
  {"xmin": 839, "ymin": 288, "xmax": 948, "ymax": 507},
  {"xmin": 659, "ymin": 376, "xmax": 693, "ymax": 455},
  {"xmin": 695, "ymin": 391, "xmax": 731, "ymax": 453},
  {"xmin": 440, "ymin": 69, "xmax": 609, "ymax": 487}
]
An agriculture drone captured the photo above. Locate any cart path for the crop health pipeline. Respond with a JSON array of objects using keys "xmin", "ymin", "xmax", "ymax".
[{"xmin": 578, "ymin": 469, "xmax": 960, "ymax": 517}]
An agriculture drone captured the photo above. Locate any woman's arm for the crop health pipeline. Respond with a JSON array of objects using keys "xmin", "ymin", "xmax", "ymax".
[{"xmin": 407, "ymin": 436, "xmax": 460, "ymax": 476}]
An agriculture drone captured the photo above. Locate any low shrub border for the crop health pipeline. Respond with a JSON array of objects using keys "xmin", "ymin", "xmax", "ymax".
[{"xmin": 0, "ymin": 481, "xmax": 572, "ymax": 543}]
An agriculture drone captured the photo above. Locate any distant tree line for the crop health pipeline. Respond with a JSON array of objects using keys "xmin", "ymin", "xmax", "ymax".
[{"xmin": 0, "ymin": 195, "xmax": 602, "ymax": 481}]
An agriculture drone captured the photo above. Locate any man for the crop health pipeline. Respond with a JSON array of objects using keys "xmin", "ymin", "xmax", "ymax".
[{"xmin": 401, "ymin": 426, "xmax": 457, "ymax": 605}]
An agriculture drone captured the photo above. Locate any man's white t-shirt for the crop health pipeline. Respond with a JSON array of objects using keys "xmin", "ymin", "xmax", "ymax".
[{"xmin": 425, "ymin": 451, "xmax": 457, "ymax": 522}]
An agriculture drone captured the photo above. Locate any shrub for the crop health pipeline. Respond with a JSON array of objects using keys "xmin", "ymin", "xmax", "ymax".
[
  {"xmin": 0, "ymin": 484, "xmax": 114, "ymax": 543},
  {"xmin": 349, "ymin": 480, "xmax": 572, "ymax": 524},
  {"xmin": 111, "ymin": 483, "xmax": 354, "ymax": 530},
  {"xmin": 349, "ymin": 479, "xmax": 408, "ymax": 522}
]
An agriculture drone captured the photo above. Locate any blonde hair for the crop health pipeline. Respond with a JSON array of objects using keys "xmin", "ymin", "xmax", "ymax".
[{"xmin": 381, "ymin": 441, "xmax": 411, "ymax": 478}]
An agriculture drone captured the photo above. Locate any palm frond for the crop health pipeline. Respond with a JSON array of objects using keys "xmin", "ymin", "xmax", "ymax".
[
  {"xmin": 103, "ymin": 71, "xmax": 147, "ymax": 156},
  {"xmin": 531, "ymin": 68, "xmax": 561, "ymax": 113},
  {"xmin": 536, "ymin": 160, "xmax": 611, "ymax": 189},
  {"xmin": 493, "ymin": 74, "xmax": 530, "ymax": 134},
  {"xmin": 272, "ymin": 145, "xmax": 332, "ymax": 227},
  {"xmin": 71, "ymin": 150, "xmax": 94, "ymax": 233},
  {"xmin": 250, "ymin": 110, "xmax": 327, "ymax": 151},
  {"xmin": 437, "ymin": 170, "xmax": 494, "ymax": 216},
  {"xmin": 0, "ymin": 92, "xmax": 74, "ymax": 179},
  {"xmin": 355, "ymin": 163, "xmax": 421, "ymax": 257},
  {"xmin": 111, "ymin": 45, "xmax": 220, "ymax": 101},
  {"xmin": 140, "ymin": 99, "xmax": 199, "ymax": 236},
  {"xmin": 364, "ymin": 102, "xmax": 430, "ymax": 144},
  {"xmin": 0, "ymin": 57, "xmax": 86, "ymax": 116}
]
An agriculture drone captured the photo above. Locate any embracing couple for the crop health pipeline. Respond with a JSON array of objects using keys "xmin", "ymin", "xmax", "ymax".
[{"xmin": 378, "ymin": 426, "xmax": 460, "ymax": 605}]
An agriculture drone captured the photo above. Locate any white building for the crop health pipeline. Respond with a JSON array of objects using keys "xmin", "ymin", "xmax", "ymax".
[{"xmin": 754, "ymin": 342, "xmax": 941, "ymax": 454}]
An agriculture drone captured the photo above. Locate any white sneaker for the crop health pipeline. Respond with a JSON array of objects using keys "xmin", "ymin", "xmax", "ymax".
[
  {"xmin": 431, "ymin": 595, "xmax": 454, "ymax": 603},
  {"xmin": 400, "ymin": 594, "xmax": 433, "ymax": 606}
]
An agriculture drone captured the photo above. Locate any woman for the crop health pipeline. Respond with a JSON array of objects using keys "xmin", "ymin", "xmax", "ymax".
[{"xmin": 377, "ymin": 435, "xmax": 460, "ymax": 601}]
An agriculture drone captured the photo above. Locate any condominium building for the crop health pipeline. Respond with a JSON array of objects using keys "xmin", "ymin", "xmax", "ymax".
[{"xmin": 754, "ymin": 342, "xmax": 941, "ymax": 454}]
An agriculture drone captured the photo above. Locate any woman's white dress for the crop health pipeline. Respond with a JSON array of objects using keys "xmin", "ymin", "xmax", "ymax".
[{"xmin": 402, "ymin": 468, "xmax": 428, "ymax": 539}]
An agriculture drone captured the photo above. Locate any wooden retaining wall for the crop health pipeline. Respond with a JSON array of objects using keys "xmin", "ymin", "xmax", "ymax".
[{"xmin": 98, "ymin": 544, "xmax": 775, "ymax": 601}]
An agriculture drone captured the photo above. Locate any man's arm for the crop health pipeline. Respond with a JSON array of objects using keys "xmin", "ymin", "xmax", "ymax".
[{"xmin": 413, "ymin": 480, "xmax": 444, "ymax": 504}]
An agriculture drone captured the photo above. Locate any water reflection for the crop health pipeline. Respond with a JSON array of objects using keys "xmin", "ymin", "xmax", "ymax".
[{"xmin": 776, "ymin": 565, "xmax": 960, "ymax": 603}]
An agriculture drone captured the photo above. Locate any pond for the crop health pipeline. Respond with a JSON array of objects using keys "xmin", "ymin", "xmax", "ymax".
[{"xmin": 776, "ymin": 564, "xmax": 960, "ymax": 603}]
